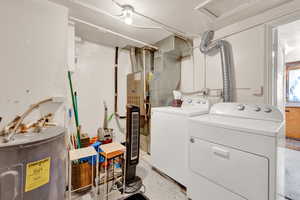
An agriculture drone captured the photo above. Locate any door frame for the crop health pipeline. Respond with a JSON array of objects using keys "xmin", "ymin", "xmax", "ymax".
[{"xmin": 265, "ymin": 12, "xmax": 300, "ymax": 106}]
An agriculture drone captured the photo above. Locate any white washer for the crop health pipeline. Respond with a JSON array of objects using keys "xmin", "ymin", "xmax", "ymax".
[
  {"xmin": 151, "ymin": 97, "xmax": 210, "ymax": 186},
  {"xmin": 188, "ymin": 103, "xmax": 285, "ymax": 200}
]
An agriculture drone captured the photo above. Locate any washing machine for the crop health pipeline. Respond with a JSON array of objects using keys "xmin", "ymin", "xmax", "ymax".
[
  {"xmin": 150, "ymin": 97, "xmax": 210, "ymax": 187},
  {"xmin": 188, "ymin": 103, "xmax": 285, "ymax": 200}
]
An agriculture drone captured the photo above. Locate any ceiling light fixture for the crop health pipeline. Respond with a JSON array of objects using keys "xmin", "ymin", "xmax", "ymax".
[
  {"xmin": 122, "ymin": 5, "xmax": 134, "ymax": 25},
  {"xmin": 111, "ymin": 0, "xmax": 191, "ymax": 37},
  {"xmin": 68, "ymin": 0, "xmax": 193, "ymax": 38}
]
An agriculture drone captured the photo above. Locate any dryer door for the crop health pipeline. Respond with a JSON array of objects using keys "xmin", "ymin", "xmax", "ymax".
[{"xmin": 190, "ymin": 138, "xmax": 269, "ymax": 200}]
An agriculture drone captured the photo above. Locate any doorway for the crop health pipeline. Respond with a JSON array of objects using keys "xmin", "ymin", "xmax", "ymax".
[
  {"xmin": 272, "ymin": 19, "xmax": 300, "ymax": 200},
  {"xmin": 285, "ymin": 61, "xmax": 300, "ymax": 150}
]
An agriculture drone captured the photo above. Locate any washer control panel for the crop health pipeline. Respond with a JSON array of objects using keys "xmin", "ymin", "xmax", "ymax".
[
  {"xmin": 210, "ymin": 103, "xmax": 283, "ymax": 122},
  {"xmin": 237, "ymin": 104, "xmax": 245, "ymax": 111},
  {"xmin": 182, "ymin": 97, "xmax": 210, "ymax": 107},
  {"xmin": 253, "ymin": 106, "xmax": 261, "ymax": 112}
]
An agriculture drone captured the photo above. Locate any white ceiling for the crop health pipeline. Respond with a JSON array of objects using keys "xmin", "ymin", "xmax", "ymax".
[
  {"xmin": 279, "ymin": 19, "xmax": 300, "ymax": 54},
  {"xmin": 50, "ymin": 0, "xmax": 294, "ymax": 47}
]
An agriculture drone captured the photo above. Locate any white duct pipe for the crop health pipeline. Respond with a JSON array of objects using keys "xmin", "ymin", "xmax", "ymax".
[
  {"xmin": 199, "ymin": 30, "xmax": 233, "ymax": 102},
  {"xmin": 70, "ymin": 17, "xmax": 159, "ymax": 50},
  {"xmin": 129, "ymin": 47, "xmax": 138, "ymax": 72}
]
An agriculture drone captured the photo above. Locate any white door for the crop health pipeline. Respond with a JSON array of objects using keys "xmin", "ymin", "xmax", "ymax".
[
  {"xmin": 273, "ymin": 28, "xmax": 286, "ymax": 112},
  {"xmin": 272, "ymin": 27, "xmax": 286, "ymax": 197},
  {"xmin": 190, "ymin": 138, "xmax": 269, "ymax": 200}
]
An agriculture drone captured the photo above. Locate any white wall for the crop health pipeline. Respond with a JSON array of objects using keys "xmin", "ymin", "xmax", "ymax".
[
  {"xmin": 286, "ymin": 47, "xmax": 300, "ymax": 63},
  {"xmin": 181, "ymin": 1, "xmax": 300, "ymax": 104},
  {"xmin": 72, "ymin": 41, "xmax": 131, "ymax": 142},
  {"xmin": 186, "ymin": 25, "xmax": 265, "ymax": 103},
  {"xmin": 0, "ymin": 0, "xmax": 68, "ymax": 128},
  {"xmin": 0, "ymin": 0, "xmax": 138, "ymax": 144},
  {"xmin": 181, "ymin": 57, "xmax": 195, "ymax": 92},
  {"xmin": 211, "ymin": 25, "xmax": 265, "ymax": 103}
]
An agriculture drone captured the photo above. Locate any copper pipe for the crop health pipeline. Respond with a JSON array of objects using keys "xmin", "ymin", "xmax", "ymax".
[{"xmin": 3, "ymin": 98, "xmax": 53, "ymax": 142}]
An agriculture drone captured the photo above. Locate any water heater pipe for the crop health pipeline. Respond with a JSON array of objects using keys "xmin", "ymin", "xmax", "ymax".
[
  {"xmin": 3, "ymin": 98, "xmax": 53, "ymax": 143},
  {"xmin": 129, "ymin": 47, "xmax": 138, "ymax": 72},
  {"xmin": 114, "ymin": 47, "xmax": 119, "ymax": 116},
  {"xmin": 142, "ymin": 49, "xmax": 147, "ymax": 111},
  {"xmin": 199, "ymin": 30, "xmax": 233, "ymax": 102},
  {"xmin": 114, "ymin": 47, "xmax": 126, "ymax": 120}
]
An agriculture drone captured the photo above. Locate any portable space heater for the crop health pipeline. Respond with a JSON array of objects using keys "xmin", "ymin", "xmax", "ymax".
[{"xmin": 125, "ymin": 105, "xmax": 142, "ymax": 190}]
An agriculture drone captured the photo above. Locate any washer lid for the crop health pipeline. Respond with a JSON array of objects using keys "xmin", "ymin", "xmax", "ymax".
[
  {"xmin": 152, "ymin": 106, "xmax": 209, "ymax": 117},
  {"xmin": 190, "ymin": 114, "xmax": 284, "ymax": 137}
]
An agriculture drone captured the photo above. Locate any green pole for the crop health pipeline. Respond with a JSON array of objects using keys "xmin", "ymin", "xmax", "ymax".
[
  {"xmin": 68, "ymin": 71, "xmax": 81, "ymax": 148},
  {"xmin": 74, "ymin": 91, "xmax": 79, "ymax": 122}
]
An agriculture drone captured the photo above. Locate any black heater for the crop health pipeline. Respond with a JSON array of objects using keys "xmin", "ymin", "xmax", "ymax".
[{"xmin": 125, "ymin": 105, "xmax": 142, "ymax": 191}]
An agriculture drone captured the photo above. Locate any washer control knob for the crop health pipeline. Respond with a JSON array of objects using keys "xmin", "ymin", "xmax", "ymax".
[
  {"xmin": 254, "ymin": 106, "xmax": 261, "ymax": 112},
  {"xmin": 237, "ymin": 104, "xmax": 245, "ymax": 111},
  {"xmin": 190, "ymin": 138, "xmax": 195, "ymax": 143},
  {"xmin": 187, "ymin": 99, "xmax": 192, "ymax": 104},
  {"xmin": 264, "ymin": 107, "xmax": 272, "ymax": 113}
]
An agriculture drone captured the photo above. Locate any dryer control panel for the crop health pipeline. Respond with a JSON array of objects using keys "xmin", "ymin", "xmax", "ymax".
[{"xmin": 210, "ymin": 103, "xmax": 283, "ymax": 122}]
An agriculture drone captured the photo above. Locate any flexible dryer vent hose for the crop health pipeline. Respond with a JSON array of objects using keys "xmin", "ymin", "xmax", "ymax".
[{"xmin": 199, "ymin": 30, "xmax": 233, "ymax": 102}]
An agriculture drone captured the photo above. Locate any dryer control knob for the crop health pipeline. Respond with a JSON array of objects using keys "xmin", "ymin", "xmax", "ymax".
[
  {"xmin": 254, "ymin": 106, "xmax": 261, "ymax": 112},
  {"xmin": 190, "ymin": 138, "xmax": 195, "ymax": 143},
  {"xmin": 264, "ymin": 107, "xmax": 272, "ymax": 113},
  {"xmin": 196, "ymin": 100, "xmax": 204, "ymax": 104},
  {"xmin": 237, "ymin": 104, "xmax": 245, "ymax": 111}
]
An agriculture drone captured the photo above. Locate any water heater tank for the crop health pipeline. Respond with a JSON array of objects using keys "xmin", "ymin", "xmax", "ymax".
[{"xmin": 0, "ymin": 126, "xmax": 66, "ymax": 200}]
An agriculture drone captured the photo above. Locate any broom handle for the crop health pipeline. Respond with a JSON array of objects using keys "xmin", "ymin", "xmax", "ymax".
[{"xmin": 68, "ymin": 71, "xmax": 81, "ymax": 148}]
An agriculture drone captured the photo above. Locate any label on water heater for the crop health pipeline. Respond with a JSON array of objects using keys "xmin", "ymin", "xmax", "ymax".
[{"xmin": 25, "ymin": 157, "xmax": 51, "ymax": 192}]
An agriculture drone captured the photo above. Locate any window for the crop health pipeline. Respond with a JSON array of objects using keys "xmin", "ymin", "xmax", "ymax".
[{"xmin": 287, "ymin": 62, "xmax": 300, "ymax": 102}]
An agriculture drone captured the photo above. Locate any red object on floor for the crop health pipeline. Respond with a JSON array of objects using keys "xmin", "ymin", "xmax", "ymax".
[
  {"xmin": 90, "ymin": 137, "xmax": 98, "ymax": 145},
  {"xmin": 100, "ymin": 139, "xmax": 113, "ymax": 144}
]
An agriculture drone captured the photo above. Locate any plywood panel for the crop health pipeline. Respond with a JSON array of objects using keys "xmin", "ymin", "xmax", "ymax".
[{"xmin": 285, "ymin": 107, "xmax": 300, "ymax": 139}]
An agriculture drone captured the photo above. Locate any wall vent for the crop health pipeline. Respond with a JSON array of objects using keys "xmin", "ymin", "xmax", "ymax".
[{"xmin": 195, "ymin": 0, "xmax": 292, "ymax": 19}]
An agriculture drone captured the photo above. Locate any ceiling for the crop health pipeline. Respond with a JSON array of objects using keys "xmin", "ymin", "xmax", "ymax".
[
  {"xmin": 279, "ymin": 19, "xmax": 300, "ymax": 54},
  {"xmin": 50, "ymin": 0, "xmax": 294, "ymax": 48}
]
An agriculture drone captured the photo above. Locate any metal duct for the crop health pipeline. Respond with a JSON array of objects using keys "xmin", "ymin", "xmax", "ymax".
[
  {"xmin": 129, "ymin": 47, "xmax": 138, "ymax": 72},
  {"xmin": 200, "ymin": 30, "xmax": 233, "ymax": 102},
  {"xmin": 150, "ymin": 35, "xmax": 192, "ymax": 107}
]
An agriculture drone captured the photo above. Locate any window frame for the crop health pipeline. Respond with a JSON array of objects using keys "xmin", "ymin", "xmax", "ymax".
[{"xmin": 286, "ymin": 61, "xmax": 300, "ymax": 103}]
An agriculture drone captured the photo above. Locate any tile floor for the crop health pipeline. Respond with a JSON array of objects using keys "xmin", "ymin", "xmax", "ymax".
[
  {"xmin": 72, "ymin": 152, "xmax": 187, "ymax": 200},
  {"xmin": 284, "ymin": 148, "xmax": 300, "ymax": 200},
  {"xmin": 286, "ymin": 138, "xmax": 300, "ymax": 151},
  {"xmin": 134, "ymin": 153, "xmax": 187, "ymax": 200},
  {"xmin": 72, "ymin": 149, "xmax": 300, "ymax": 200},
  {"xmin": 139, "ymin": 150, "xmax": 300, "ymax": 200}
]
